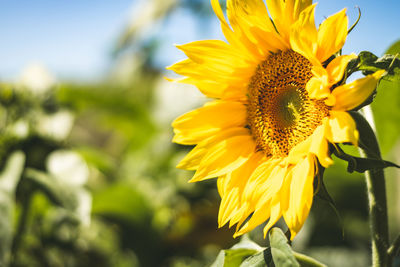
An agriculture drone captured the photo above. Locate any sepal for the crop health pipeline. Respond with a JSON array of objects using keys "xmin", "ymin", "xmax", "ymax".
[{"xmin": 333, "ymin": 145, "xmax": 400, "ymax": 173}]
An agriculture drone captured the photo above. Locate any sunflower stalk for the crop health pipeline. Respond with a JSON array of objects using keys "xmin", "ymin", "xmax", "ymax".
[{"xmin": 353, "ymin": 109, "xmax": 389, "ymax": 267}]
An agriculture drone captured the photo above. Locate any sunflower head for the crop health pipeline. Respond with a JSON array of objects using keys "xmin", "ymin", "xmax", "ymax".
[
  {"xmin": 168, "ymin": 0, "xmax": 384, "ymax": 239},
  {"xmin": 247, "ymin": 49, "xmax": 331, "ymax": 158}
]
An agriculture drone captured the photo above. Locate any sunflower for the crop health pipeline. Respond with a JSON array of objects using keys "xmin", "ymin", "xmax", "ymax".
[{"xmin": 168, "ymin": 0, "xmax": 384, "ymax": 239}]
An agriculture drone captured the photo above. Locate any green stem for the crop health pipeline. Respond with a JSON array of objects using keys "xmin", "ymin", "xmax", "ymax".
[
  {"xmin": 294, "ymin": 252, "xmax": 327, "ymax": 267},
  {"xmin": 352, "ymin": 110, "xmax": 389, "ymax": 267},
  {"xmin": 10, "ymin": 189, "xmax": 32, "ymax": 266}
]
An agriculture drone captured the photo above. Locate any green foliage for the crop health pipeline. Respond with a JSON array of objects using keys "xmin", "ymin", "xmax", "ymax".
[
  {"xmin": 24, "ymin": 169, "xmax": 78, "ymax": 211},
  {"xmin": 370, "ymin": 40, "xmax": 400, "ymax": 155},
  {"xmin": 0, "ymin": 1, "xmax": 398, "ymax": 266},
  {"xmin": 341, "ymin": 42, "xmax": 400, "ymax": 155},
  {"xmin": 332, "ymin": 143, "xmax": 399, "ymax": 173},
  {"xmin": 210, "ymin": 238, "xmax": 263, "ymax": 267},
  {"xmin": 57, "ymin": 83, "xmax": 156, "ymax": 149},
  {"xmin": 269, "ymin": 228, "xmax": 299, "ymax": 267},
  {"xmin": 0, "ymin": 152, "xmax": 25, "ymax": 266},
  {"xmin": 239, "ymin": 249, "xmax": 274, "ymax": 267},
  {"xmin": 210, "ymin": 228, "xmax": 328, "ymax": 267},
  {"xmin": 92, "ymin": 183, "xmax": 151, "ymax": 225},
  {"xmin": 346, "ymin": 48, "xmax": 400, "ymax": 79},
  {"xmin": 356, "ymin": 52, "xmax": 400, "ymax": 78}
]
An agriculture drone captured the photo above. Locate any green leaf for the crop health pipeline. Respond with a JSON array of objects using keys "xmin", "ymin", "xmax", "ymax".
[
  {"xmin": 24, "ymin": 168, "xmax": 92, "ymax": 226},
  {"xmin": 332, "ymin": 145, "xmax": 399, "ymax": 173},
  {"xmin": 57, "ymin": 84, "xmax": 156, "ymax": 149},
  {"xmin": 357, "ymin": 51, "xmax": 400, "ymax": 78},
  {"xmin": 24, "ymin": 168, "xmax": 78, "ymax": 210},
  {"xmin": 371, "ymin": 40, "xmax": 400, "ymax": 155},
  {"xmin": 239, "ymin": 248, "xmax": 274, "ymax": 267},
  {"xmin": 92, "ymin": 183, "xmax": 151, "ymax": 225},
  {"xmin": 345, "ymin": 52, "xmax": 396, "ymax": 111},
  {"xmin": 372, "ymin": 79, "xmax": 400, "ymax": 154},
  {"xmin": 210, "ymin": 238, "xmax": 263, "ymax": 267},
  {"xmin": 210, "ymin": 231, "xmax": 327, "ymax": 267},
  {"xmin": 0, "ymin": 151, "xmax": 25, "ymax": 266},
  {"xmin": 224, "ymin": 248, "xmax": 264, "ymax": 267},
  {"xmin": 385, "ymin": 39, "xmax": 400, "ymax": 58},
  {"xmin": 211, "ymin": 251, "xmax": 226, "ymax": 267},
  {"xmin": 269, "ymin": 228, "xmax": 299, "ymax": 267}
]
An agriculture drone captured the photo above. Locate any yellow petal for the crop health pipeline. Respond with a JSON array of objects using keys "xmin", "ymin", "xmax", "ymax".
[
  {"xmin": 326, "ymin": 54, "xmax": 357, "ymax": 84},
  {"xmin": 168, "ymin": 57, "xmax": 252, "ymax": 83},
  {"xmin": 331, "ymin": 70, "xmax": 385, "ymax": 110},
  {"xmin": 283, "ymin": 155, "xmax": 315, "ymax": 238},
  {"xmin": 167, "ymin": 59, "xmax": 229, "ymax": 82},
  {"xmin": 306, "ymin": 54, "xmax": 357, "ymax": 100},
  {"xmin": 309, "ymin": 123, "xmax": 333, "ymax": 168},
  {"xmin": 176, "ymin": 143, "xmax": 207, "ymax": 171},
  {"xmin": 211, "ymin": 0, "xmax": 261, "ymax": 62},
  {"xmin": 190, "ymin": 132, "xmax": 256, "ymax": 182},
  {"xmin": 210, "ymin": 0, "xmax": 239, "ymax": 48},
  {"xmin": 279, "ymin": 166, "xmax": 294, "ymax": 213},
  {"xmin": 235, "ymin": 174, "xmax": 284, "ymax": 238},
  {"xmin": 265, "ymin": 0, "xmax": 284, "ymax": 32},
  {"xmin": 254, "ymin": 165, "xmax": 287, "ymax": 210},
  {"xmin": 306, "ymin": 65, "xmax": 330, "ymax": 99},
  {"xmin": 176, "ymin": 40, "xmax": 250, "ymax": 67},
  {"xmin": 242, "ymin": 159, "xmax": 282, "ymax": 205},
  {"xmin": 287, "ymin": 120, "xmax": 333, "ymax": 168},
  {"xmin": 262, "ymin": 198, "xmax": 282, "ymax": 237},
  {"xmin": 228, "ymin": 0, "xmax": 275, "ymax": 32},
  {"xmin": 293, "ymin": 0, "xmax": 313, "ymax": 21},
  {"xmin": 232, "ymin": 161, "xmax": 286, "ymax": 237},
  {"xmin": 326, "ymin": 111, "xmax": 359, "ymax": 146},
  {"xmin": 226, "ymin": 0, "xmax": 287, "ymax": 55},
  {"xmin": 287, "ymin": 137, "xmax": 311, "ymax": 165},
  {"xmin": 218, "ymin": 185, "xmax": 241, "ymax": 227},
  {"xmin": 172, "ymin": 101, "xmax": 246, "ymax": 145},
  {"xmin": 233, "ymin": 199, "xmax": 272, "ymax": 237},
  {"xmin": 167, "ymin": 59, "xmax": 249, "ymax": 98},
  {"xmin": 229, "ymin": 202, "xmax": 251, "ymax": 228},
  {"xmin": 217, "ymin": 176, "xmax": 226, "ymax": 197},
  {"xmin": 290, "ymin": 4, "xmax": 318, "ymax": 65},
  {"xmin": 179, "ymin": 77, "xmax": 247, "ymax": 100},
  {"xmin": 317, "ymin": 9, "xmax": 348, "ymax": 62},
  {"xmin": 217, "ymin": 152, "xmax": 264, "ymax": 227},
  {"xmin": 266, "ymin": 0, "xmax": 312, "ymax": 45},
  {"xmin": 177, "ymin": 127, "xmax": 247, "ymax": 170}
]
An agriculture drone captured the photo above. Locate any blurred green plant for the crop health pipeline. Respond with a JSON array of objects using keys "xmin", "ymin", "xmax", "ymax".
[
  {"xmin": 0, "ymin": 2, "xmax": 229, "ymax": 266},
  {"xmin": 0, "ymin": 1, "xmax": 399, "ymax": 267}
]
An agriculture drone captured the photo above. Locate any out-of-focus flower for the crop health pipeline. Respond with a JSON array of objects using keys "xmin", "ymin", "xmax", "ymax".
[
  {"xmin": 47, "ymin": 150, "xmax": 91, "ymax": 226},
  {"xmin": 153, "ymin": 77, "xmax": 205, "ymax": 125},
  {"xmin": 47, "ymin": 150, "xmax": 89, "ymax": 186},
  {"xmin": 10, "ymin": 120, "xmax": 29, "ymax": 138},
  {"xmin": 115, "ymin": 0, "xmax": 177, "ymax": 53},
  {"xmin": 168, "ymin": 0, "xmax": 384, "ymax": 238},
  {"xmin": 18, "ymin": 63, "xmax": 55, "ymax": 94},
  {"xmin": 37, "ymin": 110, "xmax": 74, "ymax": 141}
]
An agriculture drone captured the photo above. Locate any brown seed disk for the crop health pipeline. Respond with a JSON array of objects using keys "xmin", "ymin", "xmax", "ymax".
[{"xmin": 247, "ymin": 50, "xmax": 330, "ymax": 158}]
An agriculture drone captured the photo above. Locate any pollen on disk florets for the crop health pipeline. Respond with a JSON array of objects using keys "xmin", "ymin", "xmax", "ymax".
[{"xmin": 247, "ymin": 50, "xmax": 330, "ymax": 158}]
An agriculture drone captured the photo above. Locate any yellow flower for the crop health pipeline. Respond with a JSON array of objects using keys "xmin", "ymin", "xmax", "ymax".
[{"xmin": 168, "ymin": 0, "xmax": 384, "ymax": 239}]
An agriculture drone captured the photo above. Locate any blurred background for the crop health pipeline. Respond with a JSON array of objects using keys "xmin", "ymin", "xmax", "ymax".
[{"xmin": 0, "ymin": 0, "xmax": 399, "ymax": 266}]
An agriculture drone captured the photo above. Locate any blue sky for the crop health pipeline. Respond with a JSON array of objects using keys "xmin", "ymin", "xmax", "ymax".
[
  {"xmin": 0, "ymin": 0, "xmax": 132, "ymax": 80},
  {"xmin": 0, "ymin": 0, "xmax": 399, "ymax": 81}
]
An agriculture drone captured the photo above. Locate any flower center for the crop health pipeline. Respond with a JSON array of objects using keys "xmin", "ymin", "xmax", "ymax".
[{"xmin": 247, "ymin": 50, "xmax": 330, "ymax": 158}]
